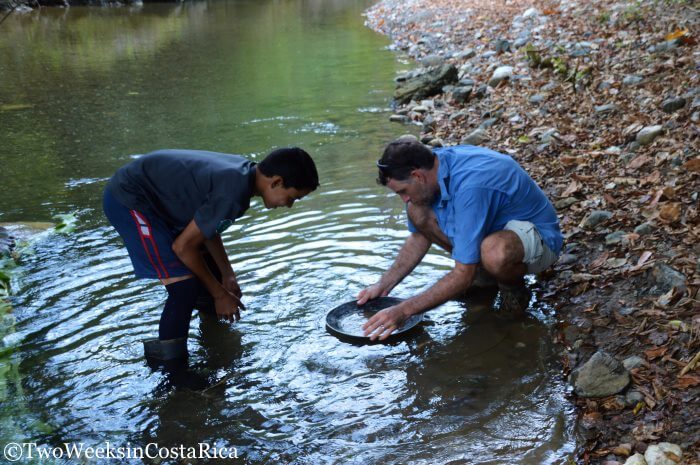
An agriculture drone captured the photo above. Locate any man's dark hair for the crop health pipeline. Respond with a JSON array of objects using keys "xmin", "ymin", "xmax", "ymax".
[
  {"xmin": 376, "ymin": 139, "xmax": 435, "ymax": 185},
  {"xmin": 258, "ymin": 147, "xmax": 319, "ymax": 191}
]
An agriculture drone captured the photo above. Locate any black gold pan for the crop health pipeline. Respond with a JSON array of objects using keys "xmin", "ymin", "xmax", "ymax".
[{"xmin": 325, "ymin": 297, "xmax": 423, "ymax": 342}]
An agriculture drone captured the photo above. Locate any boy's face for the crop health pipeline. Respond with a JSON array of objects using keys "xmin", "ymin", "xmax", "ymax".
[{"xmin": 262, "ymin": 178, "xmax": 312, "ymax": 209}]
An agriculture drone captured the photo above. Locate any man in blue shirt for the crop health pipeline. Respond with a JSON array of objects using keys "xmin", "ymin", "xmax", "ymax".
[
  {"xmin": 359, "ymin": 138, "xmax": 562, "ymax": 341},
  {"xmin": 104, "ymin": 148, "xmax": 319, "ymax": 362}
]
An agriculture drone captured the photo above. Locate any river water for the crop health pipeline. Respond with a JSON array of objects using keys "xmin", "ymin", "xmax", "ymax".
[{"xmin": 0, "ymin": 1, "xmax": 575, "ymax": 463}]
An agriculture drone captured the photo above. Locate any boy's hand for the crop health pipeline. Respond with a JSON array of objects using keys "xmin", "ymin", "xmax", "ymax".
[
  {"xmin": 214, "ymin": 291, "xmax": 244, "ymax": 323},
  {"xmin": 223, "ymin": 273, "xmax": 242, "ymax": 300}
]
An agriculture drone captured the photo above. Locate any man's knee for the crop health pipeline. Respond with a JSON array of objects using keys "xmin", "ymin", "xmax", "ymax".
[{"xmin": 480, "ymin": 231, "xmax": 523, "ymax": 272}]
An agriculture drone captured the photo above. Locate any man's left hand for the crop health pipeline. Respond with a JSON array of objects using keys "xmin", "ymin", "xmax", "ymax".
[{"xmin": 362, "ymin": 305, "xmax": 408, "ymax": 341}]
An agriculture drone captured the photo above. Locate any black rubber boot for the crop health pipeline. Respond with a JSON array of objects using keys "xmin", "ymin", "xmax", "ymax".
[{"xmin": 143, "ymin": 337, "xmax": 188, "ymax": 363}]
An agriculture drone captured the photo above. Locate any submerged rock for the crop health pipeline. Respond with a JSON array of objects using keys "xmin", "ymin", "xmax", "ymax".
[
  {"xmin": 394, "ymin": 64, "xmax": 459, "ymax": 105},
  {"xmin": 644, "ymin": 443, "xmax": 682, "ymax": 465},
  {"xmin": 572, "ymin": 351, "xmax": 630, "ymax": 397}
]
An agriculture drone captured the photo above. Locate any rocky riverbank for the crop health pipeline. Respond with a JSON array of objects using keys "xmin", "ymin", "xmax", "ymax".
[{"xmin": 365, "ymin": 0, "xmax": 699, "ymax": 463}]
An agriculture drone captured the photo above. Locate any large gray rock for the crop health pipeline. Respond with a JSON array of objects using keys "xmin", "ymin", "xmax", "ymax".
[
  {"xmin": 571, "ymin": 351, "xmax": 630, "ymax": 397},
  {"xmin": 394, "ymin": 64, "xmax": 459, "ymax": 105},
  {"xmin": 488, "ymin": 66, "xmax": 514, "ymax": 87},
  {"xmin": 651, "ymin": 263, "xmax": 687, "ymax": 293},
  {"xmin": 644, "ymin": 443, "xmax": 682, "ymax": 465},
  {"xmin": 461, "ymin": 128, "xmax": 488, "ymax": 145},
  {"xmin": 636, "ymin": 125, "xmax": 664, "ymax": 145}
]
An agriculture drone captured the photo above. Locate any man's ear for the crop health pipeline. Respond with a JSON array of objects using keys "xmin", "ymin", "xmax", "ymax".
[
  {"xmin": 270, "ymin": 175, "xmax": 284, "ymax": 189},
  {"xmin": 411, "ymin": 169, "xmax": 426, "ymax": 183}
]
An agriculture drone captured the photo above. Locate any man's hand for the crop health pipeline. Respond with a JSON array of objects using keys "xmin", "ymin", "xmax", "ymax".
[
  {"xmin": 362, "ymin": 305, "xmax": 408, "ymax": 341},
  {"xmin": 214, "ymin": 291, "xmax": 244, "ymax": 323},
  {"xmin": 357, "ymin": 283, "xmax": 390, "ymax": 305}
]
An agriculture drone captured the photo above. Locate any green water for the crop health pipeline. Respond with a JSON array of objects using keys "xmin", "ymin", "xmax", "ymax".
[{"xmin": 0, "ymin": 2, "xmax": 575, "ymax": 464}]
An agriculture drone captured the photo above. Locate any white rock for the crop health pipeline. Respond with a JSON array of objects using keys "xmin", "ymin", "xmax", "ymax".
[
  {"xmin": 624, "ymin": 453, "xmax": 647, "ymax": 465},
  {"xmin": 644, "ymin": 443, "xmax": 682, "ymax": 465},
  {"xmin": 488, "ymin": 66, "xmax": 513, "ymax": 87},
  {"xmin": 522, "ymin": 7, "xmax": 541, "ymax": 18}
]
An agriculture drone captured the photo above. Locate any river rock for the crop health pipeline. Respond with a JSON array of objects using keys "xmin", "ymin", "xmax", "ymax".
[
  {"xmin": 480, "ymin": 117, "xmax": 498, "ymax": 129},
  {"xmin": 558, "ymin": 253, "xmax": 577, "ymax": 265},
  {"xmin": 389, "ymin": 114, "xmax": 410, "ymax": 123},
  {"xmin": 488, "ymin": 66, "xmax": 513, "ymax": 87},
  {"xmin": 623, "ymin": 355, "xmax": 644, "ymax": 370},
  {"xmin": 452, "ymin": 85, "xmax": 473, "ymax": 103},
  {"xmin": 651, "ymin": 263, "xmax": 687, "ymax": 293},
  {"xmin": 420, "ymin": 54, "xmax": 445, "ymax": 68},
  {"xmin": 636, "ymin": 126, "xmax": 664, "ymax": 145},
  {"xmin": 624, "ymin": 453, "xmax": 647, "ymax": 465},
  {"xmin": 634, "ymin": 223, "xmax": 654, "ymax": 235},
  {"xmin": 572, "ymin": 351, "xmax": 630, "ymax": 397},
  {"xmin": 473, "ymin": 84, "xmax": 488, "ymax": 99},
  {"xmin": 581, "ymin": 210, "xmax": 612, "ymax": 229},
  {"xmin": 605, "ymin": 231, "xmax": 627, "ymax": 245},
  {"xmin": 661, "ymin": 97, "xmax": 686, "ymax": 113},
  {"xmin": 644, "ymin": 443, "xmax": 682, "ymax": 465},
  {"xmin": 394, "ymin": 64, "xmax": 459, "ymax": 105},
  {"xmin": 494, "ymin": 39, "xmax": 511, "ymax": 53},
  {"xmin": 623, "ymin": 75, "xmax": 644, "ymax": 86},
  {"xmin": 625, "ymin": 391, "xmax": 645, "ymax": 407},
  {"xmin": 529, "ymin": 94, "xmax": 546, "ymax": 104},
  {"xmin": 458, "ymin": 48, "xmax": 476, "ymax": 60},
  {"xmin": 555, "ymin": 197, "xmax": 578, "ymax": 209},
  {"xmin": 397, "ymin": 134, "xmax": 419, "ymax": 143},
  {"xmin": 461, "ymin": 128, "xmax": 488, "ymax": 145},
  {"xmin": 595, "ymin": 103, "xmax": 619, "ymax": 115}
]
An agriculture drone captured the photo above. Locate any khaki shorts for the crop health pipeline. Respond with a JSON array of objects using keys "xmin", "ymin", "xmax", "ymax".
[{"xmin": 504, "ymin": 220, "xmax": 559, "ymax": 274}]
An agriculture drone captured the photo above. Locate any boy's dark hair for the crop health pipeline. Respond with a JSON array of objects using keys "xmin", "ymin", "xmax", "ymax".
[
  {"xmin": 258, "ymin": 147, "xmax": 319, "ymax": 191},
  {"xmin": 376, "ymin": 139, "xmax": 435, "ymax": 185}
]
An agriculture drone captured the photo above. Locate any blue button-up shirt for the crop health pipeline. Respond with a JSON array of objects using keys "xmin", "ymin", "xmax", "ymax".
[{"xmin": 408, "ymin": 145, "xmax": 563, "ymax": 264}]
